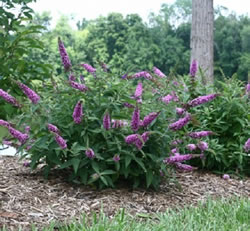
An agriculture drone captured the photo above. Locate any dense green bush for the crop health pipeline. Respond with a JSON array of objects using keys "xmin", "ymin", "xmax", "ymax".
[{"xmin": 187, "ymin": 76, "xmax": 250, "ymax": 175}]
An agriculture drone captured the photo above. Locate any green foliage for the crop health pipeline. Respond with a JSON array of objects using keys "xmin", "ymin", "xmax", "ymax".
[
  {"xmin": 0, "ymin": 0, "xmax": 52, "ymax": 119},
  {"xmin": 189, "ymin": 76, "xmax": 250, "ymax": 175}
]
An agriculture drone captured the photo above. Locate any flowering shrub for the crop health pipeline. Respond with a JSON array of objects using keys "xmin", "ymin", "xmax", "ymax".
[
  {"xmin": 1, "ymin": 40, "xmax": 220, "ymax": 189},
  {"xmin": 187, "ymin": 76, "xmax": 250, "ymax": 175}
]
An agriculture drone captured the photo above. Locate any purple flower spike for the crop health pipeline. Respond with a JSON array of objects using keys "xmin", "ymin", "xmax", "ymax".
[
  {"xmin": 190, "ymin": 60, "xmax": 198, "ymax": 77},
  {"xmin": 85, "ymin": 148, "xmax": 95, "ymax": 159},
  {"xmin": 8, "ymin": 127, "xmax": 29, "ymax": 144},
  {"xmin": 176, "ymin": 107, "xmax": 185, "ymax": 115},
  {"xmin": 0, "ymin": 119, "xmax": 10, "ymax": 128},
  {"xmin": 0, "ymin": 89, "xmax": 20, "ymax": 107},
  {"xmin": 246, "ymin": 83, "xmax": 250, "ymax": 95},
  {"xmin": 244, "ymin": 138, "xmax": 250, "ymax": 152},
  {"xmin": 175, "ymin": 163, "xmax": 195, "ymax": 171},
  {"xmin": 81, "ymin": 63, "xmax": 96, "ymax": 73},
  {"xmin": 153, "ymin": 66, "xmax": 166, "ymax": 78},
  {"xmin": 17, "ymin": 82, "xmax": 40, "ymax": 104},
  {"xmin": 163, "ymin": 154, "xmax": 193, "ymax": 164},
  {"xmin": 188, "ymin": 131, "xmax": 213, "ymax": 139},
  {"xmin": 134, "ymin": 82, "xmax": 143, "ymax": 98},
  {"xmin": 69, "ymin": 75, "xmax": 88, "ymax": 92},
  {"xmin": 125, "ymin": 134, "xmax": 139, "ymax": 144},
  {"xmin": 188, "ymin": 94, "xmax": 218, "ymax": 108},
  {"xmin": 132, "ymin": 71, "xmax": 152, "ymax": 80},
  {"xmin": 55, "ymin": 134, "xmax": 67, "ymax": 149},
  {"xmin": 58, "ymin": 37, "xmax": 72, "ymax": 71},
  {"xmin": 48, "ymin": 123, "xmax": 59, "ymax": 134},
  {"xmin": 25, "ymin": 126, "xmax": 30, "ymax": 134},
  {"xmin": 197, "ymin": 141, "xmax": 209, "ymax": 151},
  {"xmin": 161, "ymin": 94, "xmax": 174, "ymax": 105},
  {"xmin": 113, "ymin": 155, "xmax": 120, "ymax": 162},
  {"xmin": 103, "ymin": 112, "xmax": 111, "ymax": 130},
  {"xmin": 73, "ymin": 101, "xmax": 83, "ymax": 124},
  {"xmin": 131, "ymin": 107, "xmax": 140, "ymax": 132},
  {"xmin": 169, "ymin": 114, "xmax": 191, "ymax": 131},
  {"xmin": 142, "ymin": 112, "xmax": 160, "ymax": 127},
  {"xmin": 186, "ymin": 144, "xmax": 197, "ymax": 151}
]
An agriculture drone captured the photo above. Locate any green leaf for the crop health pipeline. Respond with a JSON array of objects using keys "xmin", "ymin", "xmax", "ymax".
[
  {"xmin": 146, "ymin": 170, "xmax": 153, "ymax": 188},
  {"xmin": 100, "ymin": 176, "xmax": 108, "ymax": 186},
  {"xmin": 71, "ymin": 158, "xmax": 81, "ymax": 174},
  {"xmin": 125, "ymin": 155, "xmax": 132, "ymax": 168},
  {"xmin": 91, "ymin": 161, "xmax": 100, "ymax": 173},
  {"xmin": 100, "ymin": 169, "xmax": 116, "ymax": 175}
]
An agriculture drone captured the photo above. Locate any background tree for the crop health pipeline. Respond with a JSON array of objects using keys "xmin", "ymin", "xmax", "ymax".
[{"xmin": 191, "ymin": 0, "xmax": 214, "ymax": 83}]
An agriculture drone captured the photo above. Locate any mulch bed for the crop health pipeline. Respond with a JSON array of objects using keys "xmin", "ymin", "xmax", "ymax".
[{"xmin": 0, "ymin": 155, "xmax": 249, "ymax": 230}]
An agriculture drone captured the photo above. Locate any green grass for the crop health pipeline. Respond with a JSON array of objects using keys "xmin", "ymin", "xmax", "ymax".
[{"xmin": 2, "ymin": 197, "xmax": 250, "ymax": 231}]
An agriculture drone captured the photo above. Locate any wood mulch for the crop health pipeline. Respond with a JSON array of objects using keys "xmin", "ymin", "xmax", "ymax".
[{"xmin": 0, "ymin": 155, "xmax": 249, "ymax": 230}]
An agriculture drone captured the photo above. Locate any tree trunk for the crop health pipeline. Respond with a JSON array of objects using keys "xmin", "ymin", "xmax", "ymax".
[{"xmin": 191, "ymin": 0, "xmax": 214, "ymax": 84}]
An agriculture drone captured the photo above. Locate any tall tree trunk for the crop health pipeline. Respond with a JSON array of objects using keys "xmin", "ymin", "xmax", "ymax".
[{"xmin": 191, "ymin": 0, "xmax": 214, "ymax": 84}]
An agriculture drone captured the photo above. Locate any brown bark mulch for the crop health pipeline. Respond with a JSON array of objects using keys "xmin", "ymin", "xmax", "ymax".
[{"xmin": 0, "ymin": 155, "xmax": 249, "ymax": 230}]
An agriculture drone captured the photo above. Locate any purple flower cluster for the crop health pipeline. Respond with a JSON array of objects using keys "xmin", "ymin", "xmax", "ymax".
[
  {"xmin": 131, "ymin": 107, "xmax": 140, "ymax": 132},
  {"xmin": 81, "ymin": 63, "xmax": 96, "ymax": 73},
  {"xmin": 85, "ymin": 148, "xmax": 95, "ymax": 158},
  {"xmin": 135, "ymin": 132, "xmax": 150, "ymax": 150},
  {"xmin": 111, "ymin": 119, "xmax": 128, "ymax": 128},
  {"xmin": 176, "ymin": 107, "xmax": 185, "ymax": 115},
  {"xmin": 175, "ymin": 162, "xmax": 195, "ymax": 171},
  {"xmin": 244, "ymin": 138, "xmax": 250, "ymax": 152},
  {"xmin": 125, "ymin": 132, "xmax": 150, "ymax": 150},
  {"xmin": 113, "ymin": 155, "xmax": 120, "ymax": 162},
  {"xmin": 142, "ymin": 112, "xmax": 160, "ymax": 127},
  {"xmin": 132, "ymin": 71, "xmax": 152, "ymax": 80},
  {"xmin": 186, "ymin": 144, "xmax": 197, "ymax": 151},
  {"xmin": 197, "ymin": 141, "xmax": 209, "ymax": 151},
  {"xmin": 190, "ymin": 60, "xmax": 198, "ymax": 77},
  {"xmin": 161, "ymin": 94, "xmax": 174, "ymax": 105},
  {"xmin": 163, "ymin": 154, "xmax": 193, "ymax": 164},
  {"xmin": 169, "ymin": 113, "xmax": 191, "ymax": 131},
  {"xmin": 58, "ymin": 37, "xmax": 72, "ymax": 71},
  {"xmin": 134, "ymin": 82, "xmax": 143, "ymax": 98},
  {"xmin": 188, "ymin": 94, "xmax": 218, "ymax": 107},
  {"xmin": 48, "ymin": 123, "xmax": 59, "ymax": 134},
  {"xmin": 0, "ymin": 89, "xmax": 20, "ymax": 107},
  {"xmin": 8, "ymin": 127, "xmax": 29, "ymax": 144},
  {"xmin": 73, "ymin": 101, "xmax": 83, "ymax": 124},
  {"xmin": 223, "ymin": 174, "xmax": 230, "ymax": 180},
  {"xmin": 55, "ymin": 134, "xmax": 67, "ymax": 149},
  {"xmin": 0, "ymin": 119, "xmax": 10, "ymax": 128},
  {"xmin": 69, "ymin": 76, "xmax": 88, "ymax": 92},
  {"xmin": 103, "ymin": 112, "xmax": 111, "ymax": 130},
  {"xmin": 188, "ymin": 131, "xmax": 213, "ymax": 139},
  {"xmin": 153, "ymin": 66, "xmax": 166, "ymax": 78},
  {"xmin": 17, "ymin": 82, "xmax": 40, "ymax": 104}
]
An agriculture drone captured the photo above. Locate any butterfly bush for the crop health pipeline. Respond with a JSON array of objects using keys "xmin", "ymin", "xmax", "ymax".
[
  {"xmin": 17, "ymin": 82, "xmax": 40, "ymax": 104},
  {"xmin": 73, "ymin": 101, "xmax": 83, "ymax": 124},
  {"xmin": 8, "ymin": 127, "xmax": 29, "ymax": 144},
  {"xmin": 48, "ymin": 123, "xmax": 59, "ymax": 134},
  {"xmin": 0, "ymin": 119, "xmax": 10, "ymax": 128},
  {"xmin": 190, "ymin": 59, "xmax": 198, "ymax": 77},
  {"xmin": 103, "ymin": 112, "xmax": 111, "ymax": 130},
  {"xmin": 0, "ymin": 89, "xmax": 20, "ymax": 107},
  {"xmin": 188, "ymin": 94, "xmax": 218, "ymax": 108},
  {"xmin": 58, "ymin": 37, "xmax": 71, "ymax": 71},
  {"xmin": 244, "ymin": 138, "xmax": 250, "ymax": 152},
  {"xmin": 55, "ymin": 134, "xmax": 67, "ymax": 149},
  {"xmin": 188, "ymin": 131, "xmax": 213, "ymax": 139},
  {"xmin": 153, "ymin": 66, "xmax": 166, "ymax": 78},
  {"xmin": 5, "ymin": 37, "xmax": 226, "ymax": 189}
]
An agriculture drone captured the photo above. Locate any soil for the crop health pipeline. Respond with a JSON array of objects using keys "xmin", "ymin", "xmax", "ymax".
[{"xmin": 0, "ymin": 156, "xmax": 249, "ymax": 230}]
